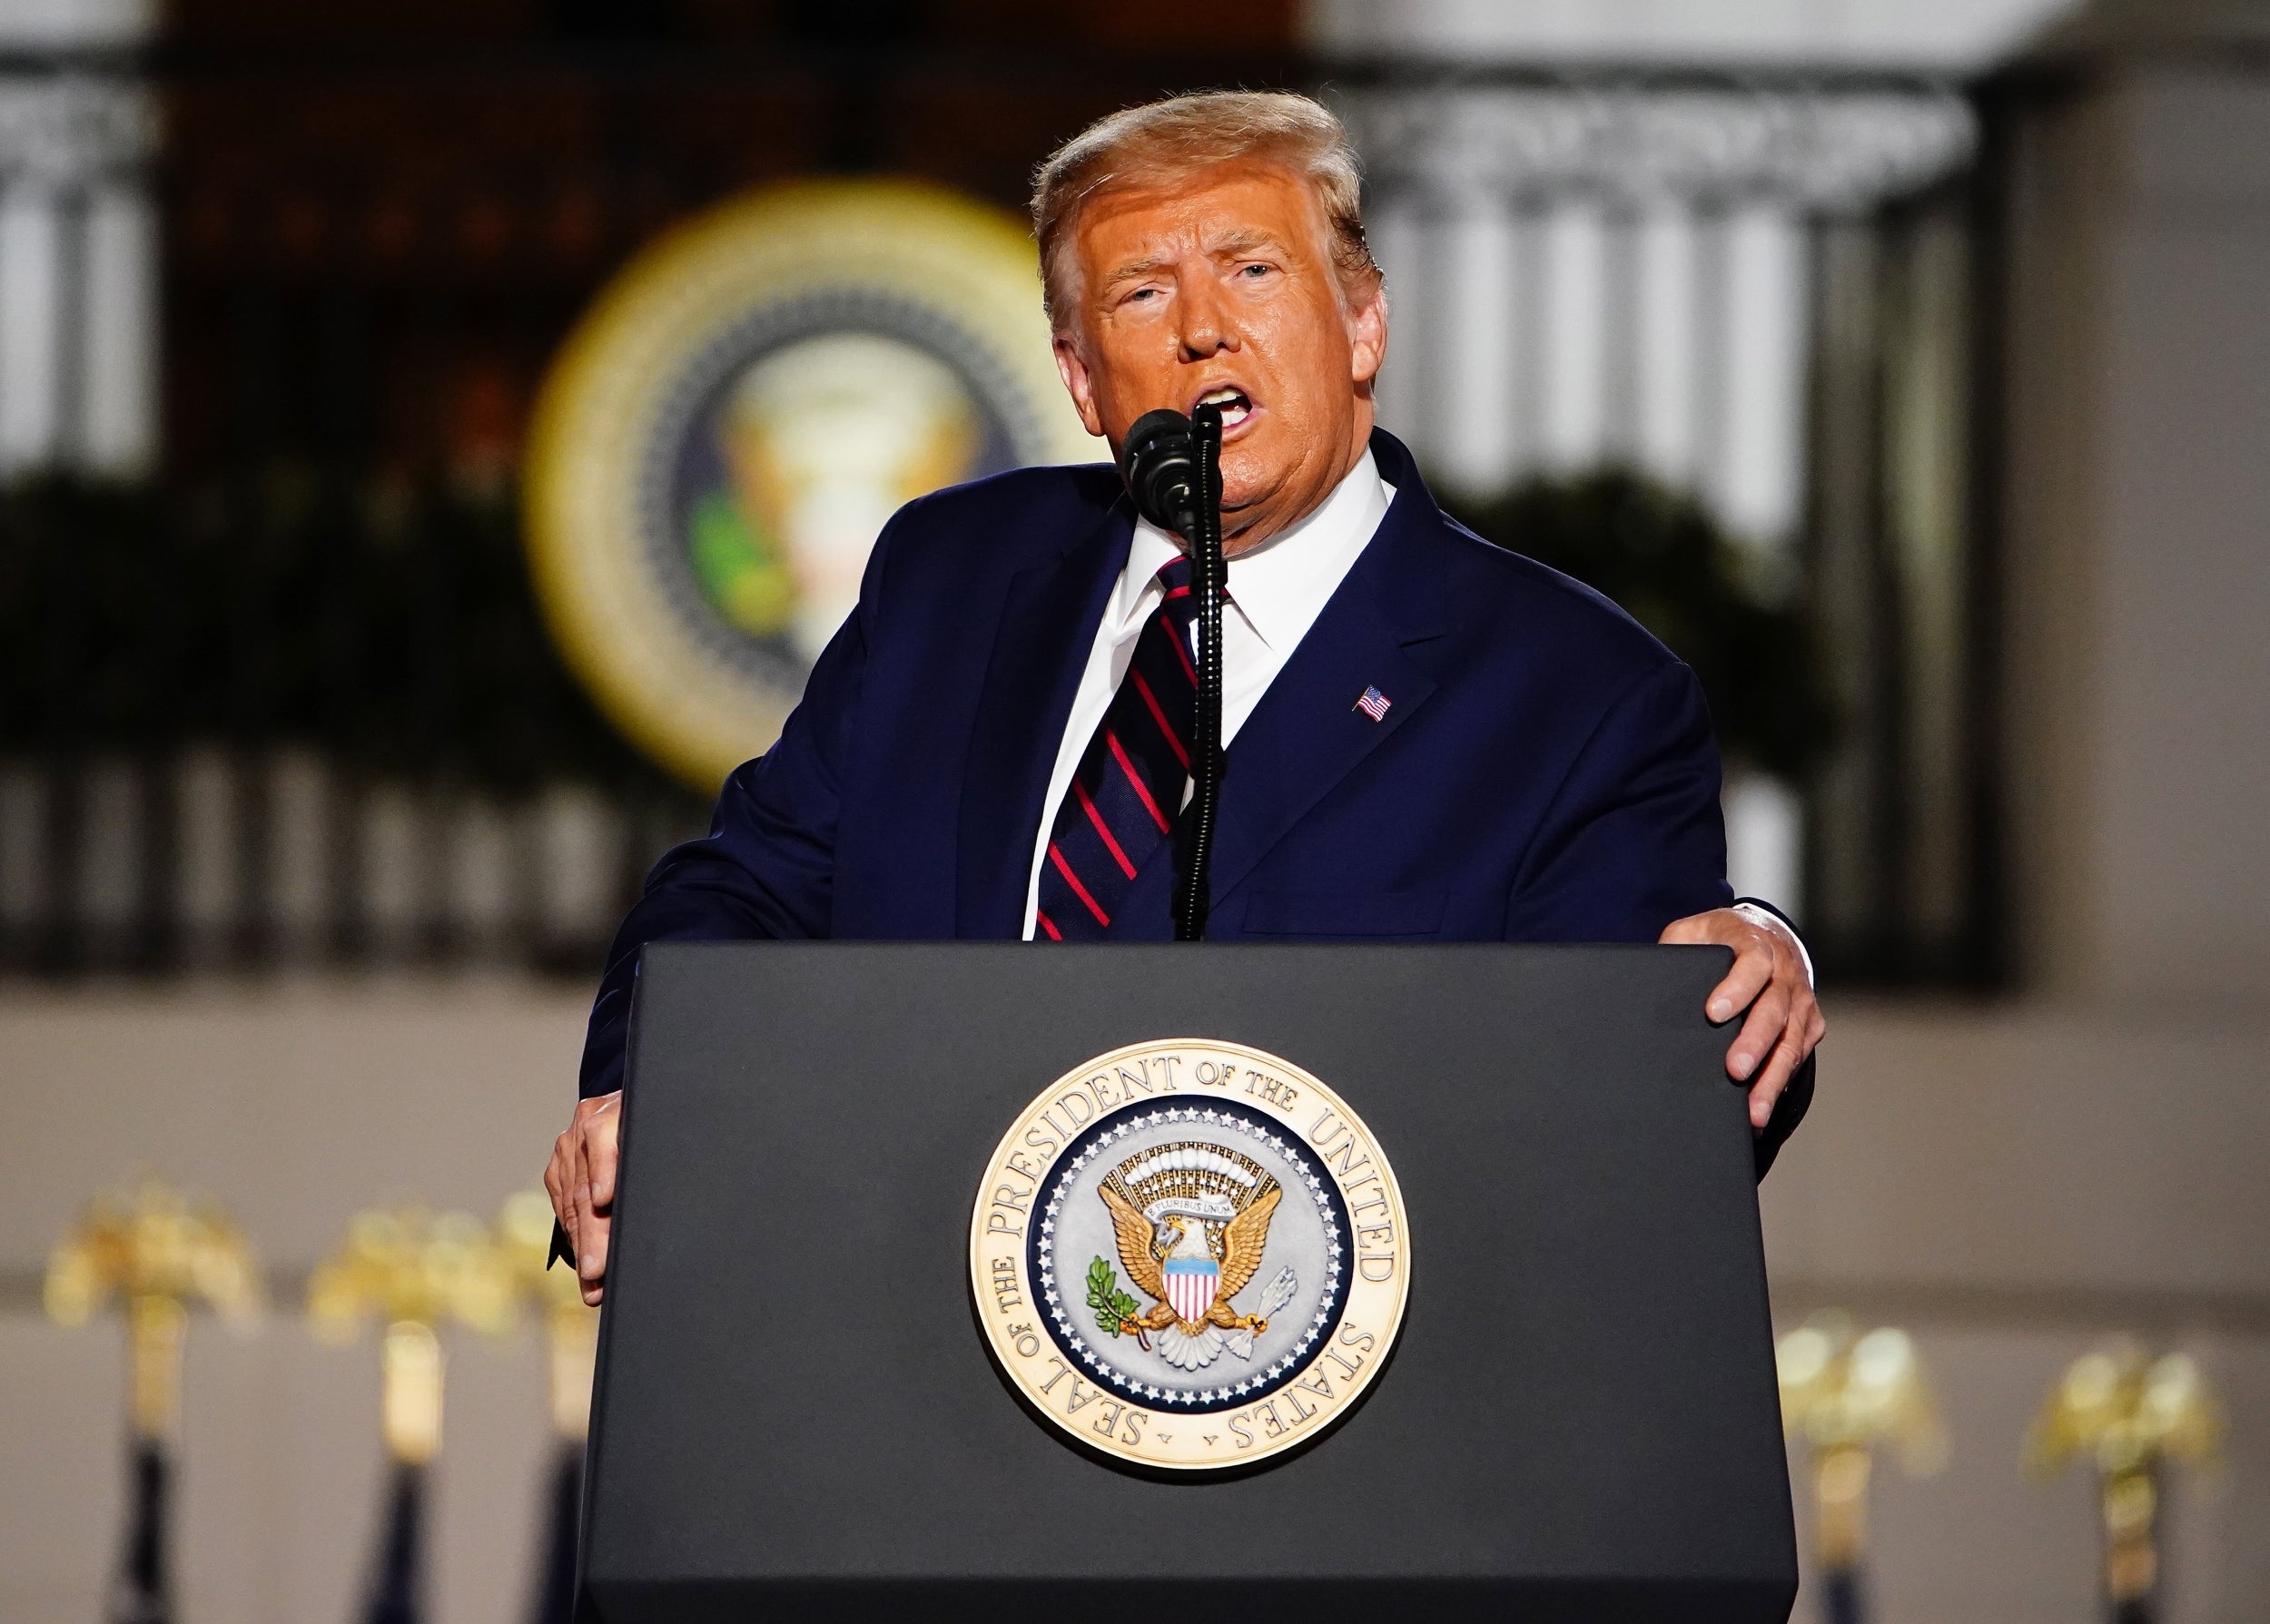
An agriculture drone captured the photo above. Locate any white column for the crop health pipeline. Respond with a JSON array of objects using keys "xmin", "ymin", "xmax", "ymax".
[
  {"xmin": 1723, "ymin": 771, "xmax": 1805, "ymax": 919},
  {"xmin": 1539, "ymin": 201, "xmax": 1608, "ymax": 472},
  {"xmin": 0, "ymin": 185, "xmax": 64, "ymax": 473},
  {"xmin": 0, "ymin": 65, "xmax": 155, "ymax": 476},
  {"xmin": 1434, "ymin": 196, "xmax": 1521, "ymax": 494},
  {"xmin": 80, "ymin": 181, "xmax": 156, "ymax": 475},
  {"xmin": 1714, "ymin": 202, "xmax": 1810, "ymax": 547},
  {"xmin": 1634, "ymin": 203, "xmax": 1701, "ymax": 490}
]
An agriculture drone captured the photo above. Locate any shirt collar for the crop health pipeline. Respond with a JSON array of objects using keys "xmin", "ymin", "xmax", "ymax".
[{"xmin": 1118, "ymin": 448, "xmax": 1394, "ymax": 650}]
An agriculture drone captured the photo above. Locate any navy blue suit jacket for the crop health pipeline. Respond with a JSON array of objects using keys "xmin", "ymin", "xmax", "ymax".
[{"xmin": 581, "ymin": 428, "xmax": 1811, "ymax": 1171}]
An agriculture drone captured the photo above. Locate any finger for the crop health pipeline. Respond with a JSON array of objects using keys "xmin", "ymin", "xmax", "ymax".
[
  {"xmin": 1726, "ymin": 981, "xmax": 1791, "ymax": 1081},
  {"xmin": 1706, "ymin": 937, "xmax": 1775, "ymax": 1025},
  {"xmin": 561, "ymin": 1129, "xmax": 590, "ymax": 1265},
  {"xmin": 1782, "ymin": 987, "xmax": 1825, "ymax": 1064},
  {"xmin": 583, "ymin": 1107, "xmax": 620, "ymax": 1210},
  {"xmin": 1748, "ymin": 1018, "xmax": 1811, "ymax": 1127},
  {"xmin": 578, "ymin": 1210, "xmax": 612, "ymax": 1290},
  {"xmin": 1658, "ymin": 914, "xmax": 1715, "ymax": 946},
  {"xmin": 545, "ymin": 1141, "xmax": 578, "ymax": 1248}
]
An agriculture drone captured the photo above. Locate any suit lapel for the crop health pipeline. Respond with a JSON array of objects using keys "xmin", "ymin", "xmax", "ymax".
[
  {"xmin": 955, "ymin": 503, "xmax": 1133, "ymax": 936},
  {"xmin": 1205, "ymin": 447, "xmax": 1451, "ymax": 904}
]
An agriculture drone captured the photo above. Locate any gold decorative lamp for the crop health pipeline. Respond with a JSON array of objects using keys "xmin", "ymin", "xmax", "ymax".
[
  {"xmin": 44, "ymin": 1177, "xmax": 263, "ymax": 1624},
  {"xmin": 499, "ymin": 1191, "xmax": 602, "ymax": 1624},
  {"xmin": 308, "ymin": 1204, "xmax": 519, "ymax": 1462},
  {"xmin": 1776, "ymin": 1313, "xmax": 1946, "ymax": 1624},
  {"xmin": 498, "ymin": 1190, "xmax": 601, "ymax": 1442},
  {"xmin": 308, "ymin": 1204, "xmax": 518, "ymax": 1624},
  {"xmin": 2026, "ymin": 1343, "xmax": 2222, "ymax": 1624}
]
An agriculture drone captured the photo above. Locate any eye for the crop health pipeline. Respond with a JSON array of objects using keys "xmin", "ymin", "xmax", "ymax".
[{"xmin": 1239, "ymin": 262, "xmax": 1274, "ymax": 280}]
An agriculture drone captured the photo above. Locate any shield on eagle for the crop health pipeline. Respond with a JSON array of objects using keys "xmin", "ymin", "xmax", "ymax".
[{"xmin": 1163, "ymin": 1255, "xmax": 1219, "ymax": 1325}]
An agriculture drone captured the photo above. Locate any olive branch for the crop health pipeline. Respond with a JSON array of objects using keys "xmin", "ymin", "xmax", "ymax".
[{"xmin": 1087, "ymin": 1255, "xmax": 1142, "ymax": 1338}]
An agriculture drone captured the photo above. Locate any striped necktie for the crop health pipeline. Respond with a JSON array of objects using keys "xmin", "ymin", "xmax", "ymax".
[{"xmin": 1034, "ymin": 556, "xmax": 1198, "ymax": 941}]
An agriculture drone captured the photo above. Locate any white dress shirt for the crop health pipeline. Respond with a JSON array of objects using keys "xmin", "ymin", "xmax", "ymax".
[{"xmin": 1021, "ymin": 449, "xmax": 1395, "ymax": 939}]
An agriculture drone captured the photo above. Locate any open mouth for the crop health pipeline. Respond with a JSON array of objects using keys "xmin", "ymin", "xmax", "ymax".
[{"xmin": 1192, "ymin": 386, "xmax": 1255, "ymax": 428}]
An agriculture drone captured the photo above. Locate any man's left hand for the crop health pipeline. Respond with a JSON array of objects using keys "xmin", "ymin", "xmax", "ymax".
[{"xmin": 1660, "ymin": 907, "xmax": 1825, "ymax": 1129}]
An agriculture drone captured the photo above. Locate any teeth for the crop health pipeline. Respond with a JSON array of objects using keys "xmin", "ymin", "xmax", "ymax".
[{"xmin": 1197, "ymin": 387, "xmax": 1252, "ymax": 424}]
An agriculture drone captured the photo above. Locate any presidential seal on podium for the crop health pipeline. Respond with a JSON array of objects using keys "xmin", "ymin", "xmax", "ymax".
[{"xmin": 971, "ymin": 1039, "xmax": 1410, "ymax": 1471}]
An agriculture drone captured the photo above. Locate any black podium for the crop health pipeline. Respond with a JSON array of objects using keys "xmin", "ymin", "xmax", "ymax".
[{"xmin": 577, "ymin": 942, "xmax": 1796, "ymax": 1622}]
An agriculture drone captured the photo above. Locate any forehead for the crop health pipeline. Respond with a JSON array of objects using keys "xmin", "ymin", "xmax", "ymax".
[{"xmin": 1071, "ymin": 158, "xmax": 1328, "ymax": 273}]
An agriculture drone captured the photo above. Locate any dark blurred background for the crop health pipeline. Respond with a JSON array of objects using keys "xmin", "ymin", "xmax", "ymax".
[
  {"xmin": 5, "ymin": 3, "xmax": 2268, "ymax": 1621},
  {"xmin": 0, "ymin": 0, "xmax": 1999, "ymax": 989},
  {"xmin": 0, "ymin": 0, "xmax": 1308, "ymax": 982}
]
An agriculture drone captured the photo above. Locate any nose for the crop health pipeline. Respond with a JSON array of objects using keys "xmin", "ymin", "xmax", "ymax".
[{"xmin": 1176, "ymin": 274, "xmax": 1240, "ymax": 362}]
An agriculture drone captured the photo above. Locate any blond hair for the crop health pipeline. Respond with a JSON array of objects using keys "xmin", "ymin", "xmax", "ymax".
[{"xmin": 1030, "ymin": 89, "xmax": 1378, "ymax": 331}]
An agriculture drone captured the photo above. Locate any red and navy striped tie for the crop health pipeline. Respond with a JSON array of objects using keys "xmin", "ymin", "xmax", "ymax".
[{"xmin": 1034, "ymin": 556, "xmax": 1199, "ymax": 941}]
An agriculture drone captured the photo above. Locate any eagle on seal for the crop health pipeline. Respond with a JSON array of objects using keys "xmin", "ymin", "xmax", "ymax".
[{"xmin": 1095, "ymin": 1141, "xmax": 1295, "ymax": 1370}]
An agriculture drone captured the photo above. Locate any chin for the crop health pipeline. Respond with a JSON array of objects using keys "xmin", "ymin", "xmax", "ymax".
[{"xmin": 1217, "ymin": 448, "xmax": 1289, "ymax": 513}]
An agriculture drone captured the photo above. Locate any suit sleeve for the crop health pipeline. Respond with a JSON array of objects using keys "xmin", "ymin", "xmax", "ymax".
[
  {"xmin": 1504, "ymin": 657, "xmax": 1732, "ymax": 942},
  {"xmin": 1501, "ymin": 656, "xmax": 1813, "ymax": 1178},
  {"xmin": 575, "ymin": 519, "xmax": 889, "ymax": 1098}
]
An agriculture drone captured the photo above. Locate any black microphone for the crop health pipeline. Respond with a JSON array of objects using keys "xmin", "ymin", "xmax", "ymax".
[
  {"xmin": 1121, "ymin": 408, "xmax": 1202, "ymax": 535},
  {"xmin": 1119, "ymin": 406, "xmax": 1226, "ymax": 942}
]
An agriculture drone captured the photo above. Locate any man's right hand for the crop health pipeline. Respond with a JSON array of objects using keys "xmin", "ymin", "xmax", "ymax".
[{"xmin": 545, "ymin": 1091, "xmax": 621, "ymax": 1306}]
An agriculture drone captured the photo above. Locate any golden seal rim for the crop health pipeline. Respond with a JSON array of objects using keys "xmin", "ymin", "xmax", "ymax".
[
  {"xmin": 522, "ymin": 177, "xmax": 1098, "ymax": 792},
  {"xmin": 968, "ymin": 1037, "xmax": 1412, "ymax": 1473}
]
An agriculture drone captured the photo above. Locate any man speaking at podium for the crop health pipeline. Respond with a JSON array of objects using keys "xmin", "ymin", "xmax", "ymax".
[{"xmin": 548, "ymin": 91, "xmax": 1824, "ymax": 1304}]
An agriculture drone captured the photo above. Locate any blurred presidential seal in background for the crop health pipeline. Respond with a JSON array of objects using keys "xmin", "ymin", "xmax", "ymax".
[{"xmin": 524, "ymin": 179, "xmax": 1098, "ymax": 792}]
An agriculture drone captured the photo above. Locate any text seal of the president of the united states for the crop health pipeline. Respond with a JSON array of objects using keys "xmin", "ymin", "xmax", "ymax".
[{"xmin": 970, "ymin": 1039, "xmax": 1410, "ymax": 1471}]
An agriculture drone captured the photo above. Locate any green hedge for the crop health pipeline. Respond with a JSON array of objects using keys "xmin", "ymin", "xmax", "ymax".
[
  {"xmin": 0, "ymin": 471, "xmax": 670, "ymax": 797},
  {"xmin": 1442, "ymin": 470, "xmax": 1833, "ymax": 780},
  {"xmin": 0, "ymin": 466, "xmax": 1831, "ymax": 790}
]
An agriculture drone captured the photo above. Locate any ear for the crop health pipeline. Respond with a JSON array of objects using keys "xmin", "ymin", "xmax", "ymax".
[
  {"xmin": 1054, "ymin": 331, "xmax": 1106, "ymax": 439},
  {"xmin": 1345, "ymin": 271, "xmax": 1387, "ymax": 390}
]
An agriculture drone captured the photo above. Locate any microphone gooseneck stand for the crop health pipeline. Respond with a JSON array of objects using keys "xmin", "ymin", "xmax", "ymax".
[
  {"xmin": 1118, "ymin": 404, "xmax": 1226, "ymax": 941},
  {"xmin": 1182, "ymin": 404, "xmax": 1227, "ymax": 941}
]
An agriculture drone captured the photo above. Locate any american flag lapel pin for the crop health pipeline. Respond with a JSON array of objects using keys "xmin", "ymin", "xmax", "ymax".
[{"xmin": 1354, "ymin": 684, "xmax": 1392, "ymax": 722}]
